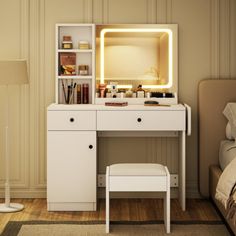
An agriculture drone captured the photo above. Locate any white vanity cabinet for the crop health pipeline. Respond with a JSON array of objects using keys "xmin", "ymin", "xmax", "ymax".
[
  {"xmin": 47, "ymin": 110, "xmax": 97, "ymax": 211},
  {"xmin": 47, "ymin": 24, "xmax": 191, "ymax": 212}
]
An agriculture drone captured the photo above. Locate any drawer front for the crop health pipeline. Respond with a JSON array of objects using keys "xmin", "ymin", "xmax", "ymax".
[
  {"xmin": 48, "ymin": 111, "xmax": 96, "ymax": 130},
  {"xmin": 97, "ymin": 110, "xmax": 185, "ymax": 131}
]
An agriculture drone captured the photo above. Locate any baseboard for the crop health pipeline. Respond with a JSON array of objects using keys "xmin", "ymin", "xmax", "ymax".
[
  {"xmin": 0, "ymin": 181, "xmax": 200, "ymax": 199},
  {"xmin": 0, "ymin": 189, "xmax": 46, "ymax": 198}
]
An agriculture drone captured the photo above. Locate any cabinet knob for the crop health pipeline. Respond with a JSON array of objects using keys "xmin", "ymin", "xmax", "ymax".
[
  {"xmin": 70, "ymin": 117, "xmax": 75, "ymax": 122},
  {"xmin": 137, "ymin": 118, "xmax": 142, "ymax": 122},
  {"xmin": 89, "ymin": 145, "xmax": 93, "ymax": 149}
]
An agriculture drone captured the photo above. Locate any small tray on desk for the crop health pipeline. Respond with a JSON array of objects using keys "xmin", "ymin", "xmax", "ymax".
[
  {"xmin": 105, "ymin": 102, "xmax": 128, "ymax": 107},
  {"xmin": 144, "ymin": 101, "xmax": 170, "ymax": 107}
]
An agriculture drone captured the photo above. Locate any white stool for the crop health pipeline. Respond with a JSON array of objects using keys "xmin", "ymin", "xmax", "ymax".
[{"xmin": 106, "ymin": 163, "xmax": 170, "ymax": 234}]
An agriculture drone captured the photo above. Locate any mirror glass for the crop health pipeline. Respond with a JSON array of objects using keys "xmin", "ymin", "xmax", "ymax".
[{"xmin": 96, "ymin": 24, "xmax": 177, "ymax": 92}]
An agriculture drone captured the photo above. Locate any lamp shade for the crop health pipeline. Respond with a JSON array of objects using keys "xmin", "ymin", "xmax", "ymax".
[{"xmin": 0, "ymin": 60, "xmax": 28, "ymax": 85}]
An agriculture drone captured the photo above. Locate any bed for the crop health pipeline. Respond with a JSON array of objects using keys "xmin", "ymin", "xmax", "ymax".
[{"xmin": 198, "ymin": 79, "xmax": 236, "ymax": 235}]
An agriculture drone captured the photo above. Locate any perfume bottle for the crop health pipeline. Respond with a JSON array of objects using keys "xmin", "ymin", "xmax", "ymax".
[
  {"xmin": 62, "ymin": 36, "xmax": 73, "ymax": 49},
  {"xmin": 99, "ymin": 83, "xmax": 106, "ymax": 98},
  {"xmin": 136, "ymin": 85, "xmax": 145, "ymax": 98}
]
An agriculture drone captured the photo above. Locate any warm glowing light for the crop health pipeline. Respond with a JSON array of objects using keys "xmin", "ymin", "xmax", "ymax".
[
  {"xmin": 106, "ymin": 84, "xmax": 133, "ymax": 89},
  {"xmin": 100, "ymin": 28, "xmax": 173, "ymax": 89}
]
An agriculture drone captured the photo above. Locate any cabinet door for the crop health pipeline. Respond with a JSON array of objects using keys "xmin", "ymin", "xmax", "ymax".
[{"xmin": 47, "ymin": 131, "xmax": 96, "ymax": 203}]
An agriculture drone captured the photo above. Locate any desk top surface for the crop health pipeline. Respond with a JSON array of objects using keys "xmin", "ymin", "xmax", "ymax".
[{"xmin": 48, "ymin": 103, "xmax": 186, "ymax": 111}]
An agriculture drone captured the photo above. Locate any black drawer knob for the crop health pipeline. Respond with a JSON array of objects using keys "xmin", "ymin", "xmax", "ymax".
[
  {"xmin": 89, "ymin": 145, "xmax": 93, "ymax": 149},
  {"xmin": 70, "ymin": 117, "xmax": 75, "ymax": 122},
  {"xmin": 137, "ymin": 118, "xmax": 142, "ymax": 122}
]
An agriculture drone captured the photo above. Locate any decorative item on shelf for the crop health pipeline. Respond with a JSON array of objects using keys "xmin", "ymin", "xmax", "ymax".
[
  {"xmin": 125, "ymin": 89, "xmax": 133, "ymax": 98},
  {"xmin": 82, "ymin": 83, "xmax": 89, "ymax": 104},
  {"xmin": 118, "ymin": 89, "xmax": 126, "ymax": 98},
  {"xmin": 151, "ymin": 92, "xmax": 164, "ymax": 98},
  {"xmin": 110, "ymin": 82, "xmax": 118, "ymax": 98},
  {"xmin": 136, "ymin": 84, "xmax": 145, "ymax": 98},
  {"xmin": 62, "ymin": 36, "xmax": 73, "ymax": 49},
  {"xmin": 150, "ymin": 92, "xmax": 173, "ymax": 98},
  {"xmin": 145, "ymin": 91, "xmax": 151, "ymax": 98},
  {"xmin": 165, "ymin": 92, "xmax": 174, "ymax": 98},
  {"xmin": 99, "ymin": 83, "xmax": 106, "ymax": 98},
  {"xmin": 77, "ymin": 84, "xmax": 81, "ymax": 104},
  {"xmin": 60, "ymin": 53, "xmax": 76, "ymax": 75},
  {"xmin": 96, "ymin": 89, "xmax": 100, "ymax": 98},
  {"xmin": 79, "ymin": 41, "xmax": 90, "ymax": 49},
  {"xmin": 78, "ymin": 65, "xmax": 89, "ymax": 75},
  {"xmin": 61, "ymin": 80, "xmax": 77, "ymax": 104}
]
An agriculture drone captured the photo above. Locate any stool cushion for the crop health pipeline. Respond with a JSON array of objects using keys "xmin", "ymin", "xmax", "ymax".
[{"xmin": 109, "ymin": 163, "xmax": 167, "ymax": 176}]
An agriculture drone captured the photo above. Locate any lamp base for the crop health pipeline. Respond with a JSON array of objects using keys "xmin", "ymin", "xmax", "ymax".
[{"xmin": 0, "ymin": 203, "xmax": 24, "ymax": 212}]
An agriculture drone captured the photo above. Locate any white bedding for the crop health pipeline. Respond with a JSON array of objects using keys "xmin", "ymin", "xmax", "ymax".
[
  {"xmin": 223, "ymin": 103, "xmax": 236, "ymax": 139},
  {"xmin": 216, "ymin": 157, "xmax": 236, "ymax": 208},
  {"xmin": 219, "ymin": 140, "xmax": 236, "ymax": 170},
  {"xmin": 215, "ymin": 103, "xmax": 236, "ymax": 222}
]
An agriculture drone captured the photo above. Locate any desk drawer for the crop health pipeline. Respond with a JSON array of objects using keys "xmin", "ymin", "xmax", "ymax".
[
  {"xmin": 48, "ymin": 111, "xmax": 96, "ymax": 130},
  {"xmin": 97, "ymin": 111, "xmax": 185, "ymax": 131}
]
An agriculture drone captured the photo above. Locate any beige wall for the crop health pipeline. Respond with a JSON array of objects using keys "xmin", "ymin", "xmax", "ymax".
[{"xmin": 0, "ymin": 0, "xmax": 235, "ymax": 198}]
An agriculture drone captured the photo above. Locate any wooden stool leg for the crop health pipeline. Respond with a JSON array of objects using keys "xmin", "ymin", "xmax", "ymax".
[
  {"xmin": 164, "ymin": 194, "xmax": 167, "ymax": 230},
  {"xmin": 165, "ymin": 167, "xmax": 170, "ymax": 234},
  {"xmin": 106, "ymin": 167, "xmax": 110, "ymax": 233},
  {"xmin": 165, "ymin": 190, "xmax": 170, "ymax": 233}
]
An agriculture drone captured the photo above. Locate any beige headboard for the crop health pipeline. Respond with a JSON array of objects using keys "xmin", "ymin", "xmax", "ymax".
[{"xmin": 198, "ymin": 79, "xmax": 236, "ymax": 197}]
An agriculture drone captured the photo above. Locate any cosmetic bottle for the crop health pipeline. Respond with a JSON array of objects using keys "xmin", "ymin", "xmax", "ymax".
[
  {"xmin": 62, "ymin": 36, "xmax": 73, "ymax": 49},
  {"xmin": 78, "ymin": 65, "xmax": 89, "ymax": 75},
  {"xmin": 99, "ymin": 83, "xmax": 106, "ymax": 98},
  {"xmin": 136, "ymin": 85, "xmax": 145, "ymax": 98}
]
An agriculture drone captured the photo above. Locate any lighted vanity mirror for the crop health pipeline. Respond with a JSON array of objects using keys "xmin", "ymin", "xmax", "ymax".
[{"xmin": 96, "ymin": 24, "xmax": 178, "ymax": 102}]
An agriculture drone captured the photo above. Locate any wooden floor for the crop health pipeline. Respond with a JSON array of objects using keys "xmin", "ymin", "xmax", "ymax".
[{"xmin": 0, "ymin": 198, "xmax": 222, "ymax": 233}]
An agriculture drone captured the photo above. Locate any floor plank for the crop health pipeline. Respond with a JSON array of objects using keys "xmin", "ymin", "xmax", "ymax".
[{"xmin": 0, "ymin": 198, "xmax": 222, "ymax": 233}]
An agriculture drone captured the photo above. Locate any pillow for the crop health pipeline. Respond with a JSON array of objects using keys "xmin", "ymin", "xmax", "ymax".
[
  {"xmin": 226, "ymin": 122, "xmax": 234, "ymax": 140},
  {"xmin": 223, "ymin": 103, "xmax": 236, "ymax": 139},
  {"xmin": 216, "ymin": 157, "xmax": 236, "ymax": 208},
  {"xmin": 219, "ymin": 140, "xmax": 236, "ymax": 170}
]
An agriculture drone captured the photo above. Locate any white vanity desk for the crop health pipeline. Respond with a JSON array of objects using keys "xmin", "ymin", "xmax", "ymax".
[{"xmin": 47, "ymin": 103, "xmax": 190, "ymax": 212}]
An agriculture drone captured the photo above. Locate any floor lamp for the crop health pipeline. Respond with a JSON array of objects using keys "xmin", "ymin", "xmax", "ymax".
[{"xmin": 0, "ymin": 60, "xmax": 28, "ymax": 212}]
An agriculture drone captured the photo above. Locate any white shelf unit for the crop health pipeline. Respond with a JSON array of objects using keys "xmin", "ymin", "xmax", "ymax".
[{"xmin": 56, "ymin": 24, "xmax": 95, "ymax": 104}]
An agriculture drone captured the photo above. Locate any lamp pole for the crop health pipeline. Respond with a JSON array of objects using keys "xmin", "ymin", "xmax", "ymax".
[{"xmin": 5, "ymin": 85, "xmax": 10, "ymax": 207}]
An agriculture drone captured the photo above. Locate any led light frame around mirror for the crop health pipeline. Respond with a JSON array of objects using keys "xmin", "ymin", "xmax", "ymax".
[{"xmin": 99, "ymin": 25, "xmax": 178, "ymax": 90}]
